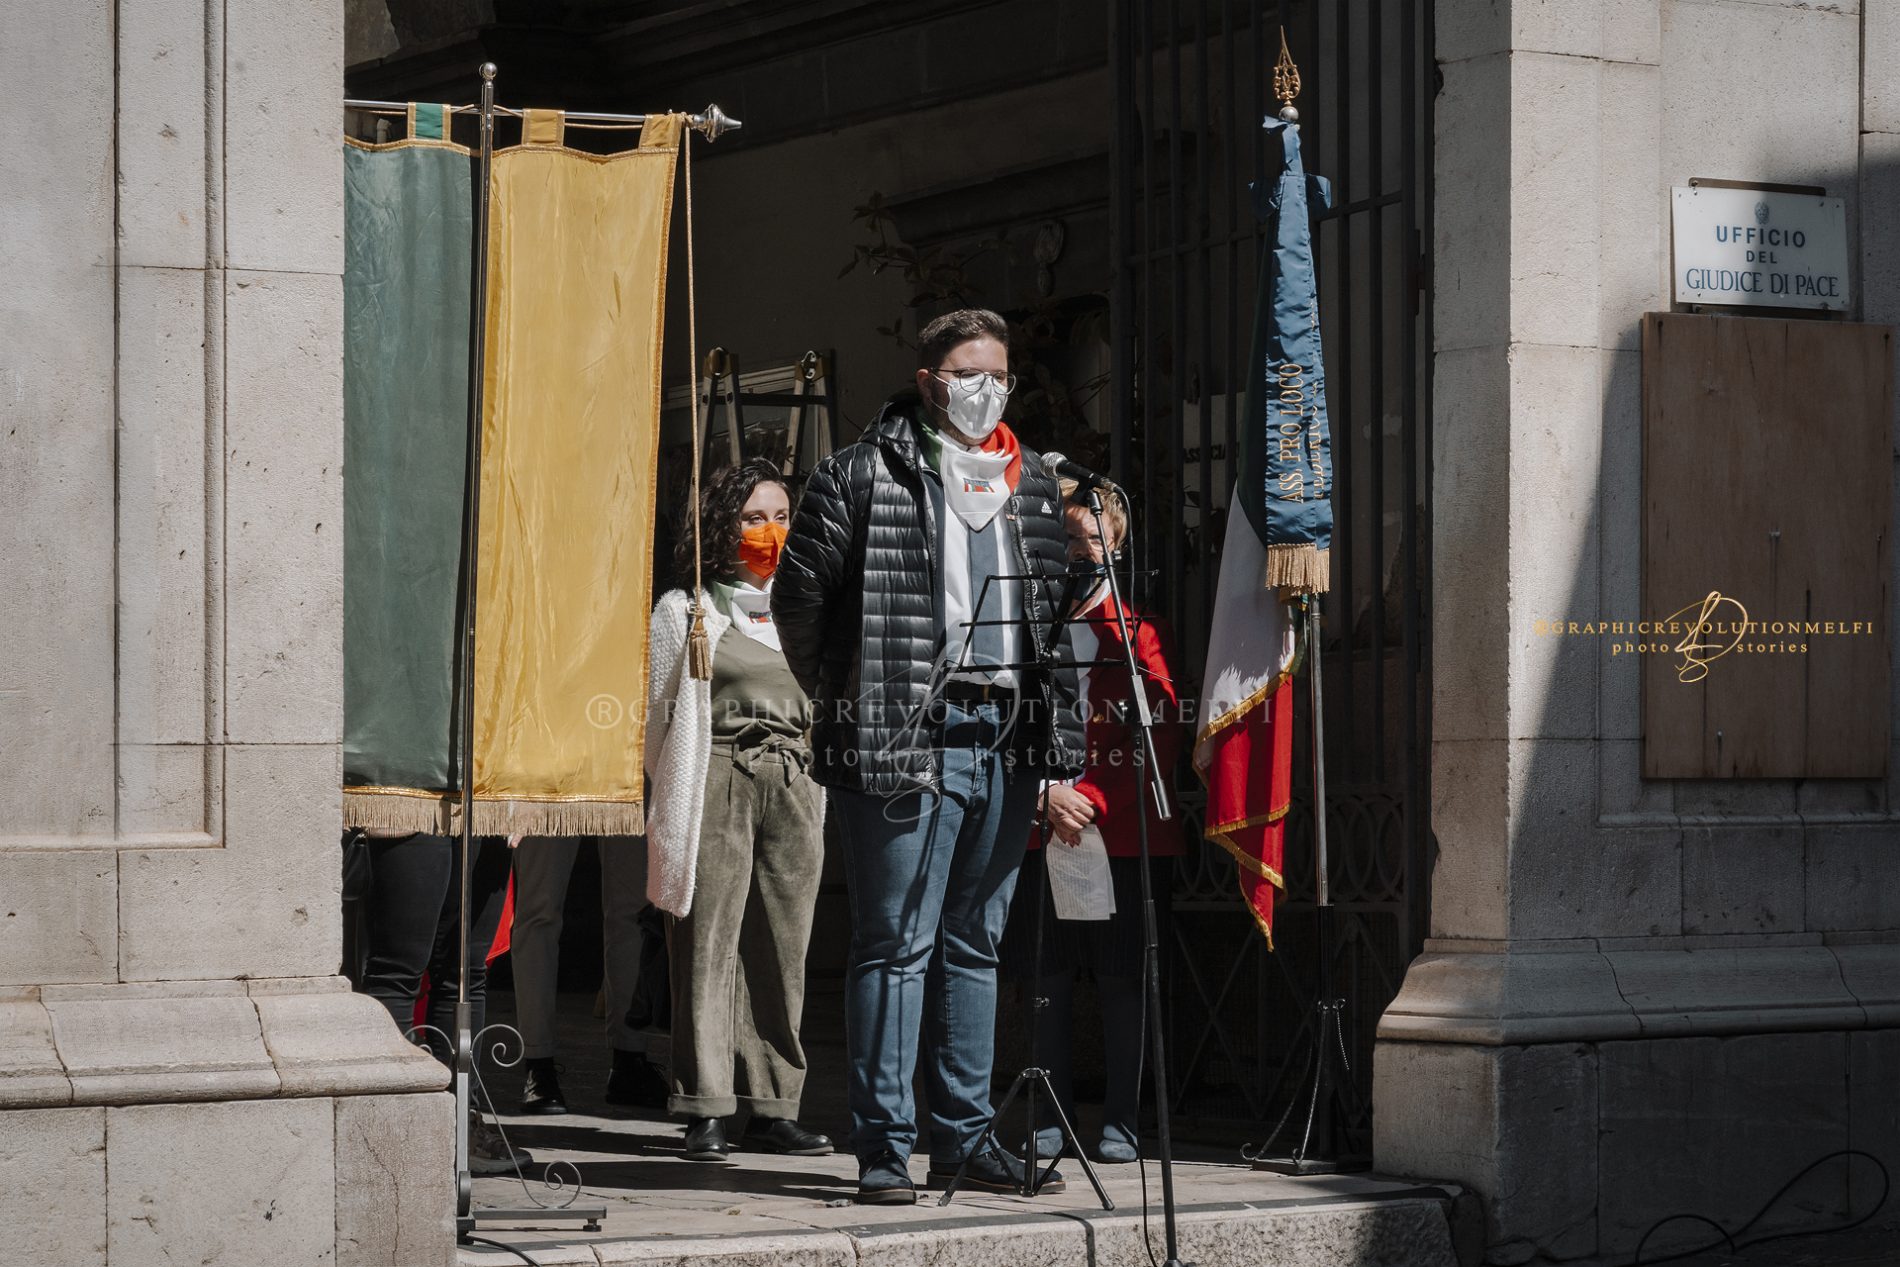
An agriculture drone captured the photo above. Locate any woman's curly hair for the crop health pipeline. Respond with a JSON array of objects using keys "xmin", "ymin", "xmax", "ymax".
[{"xmin": 673, "ymin": 458, "xmax": 789, "ymax": 590}]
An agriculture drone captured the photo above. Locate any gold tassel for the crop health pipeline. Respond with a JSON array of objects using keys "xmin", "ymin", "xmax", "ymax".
[
  {"xmin": 1265, "ymin": 543, "xmax": 1330, "ymax": 598},
  {"xmin": 686, "ymin": 603, "xmax": 713, "ymax": 680}
]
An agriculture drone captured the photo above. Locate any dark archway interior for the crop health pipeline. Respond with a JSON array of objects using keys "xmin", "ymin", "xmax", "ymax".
[{"xmin": 344, "ymin": 0, "xmax": 1433, "ymax": 1151}]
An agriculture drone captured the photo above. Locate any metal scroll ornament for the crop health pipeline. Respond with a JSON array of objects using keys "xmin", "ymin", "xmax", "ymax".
[{"xmin": 407, "ymin": 1021, "xmax": 588, "ymax": 1212}]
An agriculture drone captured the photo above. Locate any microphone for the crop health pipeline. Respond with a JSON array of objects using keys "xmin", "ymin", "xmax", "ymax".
[{"xmin": 1041, "ymin": 451, "xmax": 1123, "ymax": 499}]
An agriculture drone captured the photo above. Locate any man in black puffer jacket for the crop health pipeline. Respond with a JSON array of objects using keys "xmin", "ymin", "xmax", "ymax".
[{"xmin": 774, "ymin": 309, "xmax": 1084, "ymax": 1204}]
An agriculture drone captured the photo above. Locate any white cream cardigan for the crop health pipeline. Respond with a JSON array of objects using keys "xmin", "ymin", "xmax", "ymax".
[{"xmin": 643, "ymin": 588, "xmax": 729, "ymax": 917}]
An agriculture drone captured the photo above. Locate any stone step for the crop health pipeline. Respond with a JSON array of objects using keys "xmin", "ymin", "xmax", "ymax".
[{"xmin": 455, "ymin": 1115, "xmax": 1462, "ymax": 1267}]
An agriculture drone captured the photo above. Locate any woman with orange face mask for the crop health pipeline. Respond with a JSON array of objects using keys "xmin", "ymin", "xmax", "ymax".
[{"xmin": 642, "ymin": 459, "xmax": 830, "ymax": 1163}]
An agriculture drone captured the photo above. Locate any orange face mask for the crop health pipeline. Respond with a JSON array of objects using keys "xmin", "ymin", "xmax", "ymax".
[{"xmin": 739, "ymin": 522, "xmax": 788, "ymax": 578}]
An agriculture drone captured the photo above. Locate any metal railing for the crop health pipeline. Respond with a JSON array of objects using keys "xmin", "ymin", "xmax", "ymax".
[{"xmin": 1109, "ymin": 0, "xmax": 1435, "ymax": 1143}]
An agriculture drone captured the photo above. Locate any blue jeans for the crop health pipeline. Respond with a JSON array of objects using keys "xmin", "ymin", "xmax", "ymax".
[{"xmin": 833, "ymin": 701, "xmax": 1036, "ymax": 1166}]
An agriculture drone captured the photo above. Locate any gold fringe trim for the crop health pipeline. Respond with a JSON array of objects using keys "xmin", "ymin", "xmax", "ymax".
[
  {"xmin": 1241, "ymin": 878, "xmax": 1276, "ymax": 951},
  {"xmin": 344, "ymin": 789, "xmax": 454, "ymax": 834},
  {"xmin": 1265, "ymin": 543, "xmax": 1329, "ymax": 598},
  {"xmin": 343, "ymin": 789, "xmax": 644, "ymax": 837},
  {"xmin": 1191, "ymin": 657, "xmax": 1298, "ymax": 756},
  {"xmin": 467, "ymin": 798, "xmax": 645, "ymax": 837},
  {"xmin": 1202, "ymin": 831, "xmax": 1283, "ymax": 952},
  {"xmin": 1205, "ymin": 804, "xmax": 1291, "ymax": 833},
  {"xmin": 1203, "ymin": 830, "xmax": 1288, "ymax": 889}
]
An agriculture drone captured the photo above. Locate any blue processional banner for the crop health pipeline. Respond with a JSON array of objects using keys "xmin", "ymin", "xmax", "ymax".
[{"xmin": 1244, "ymin": 116, "xmax": 1334, "ymax": 597}]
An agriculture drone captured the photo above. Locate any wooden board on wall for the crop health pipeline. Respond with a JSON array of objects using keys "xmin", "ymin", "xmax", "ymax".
[{"xmin": 1642, "ymin": 312, "xmax": 1892, "ymax": 778}]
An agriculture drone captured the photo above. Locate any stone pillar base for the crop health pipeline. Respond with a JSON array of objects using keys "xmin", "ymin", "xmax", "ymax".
[
  {"xmin": 1374, "ymin": 944, "xmax": 1900, "ymax": 1265},
  {"xmin": 0, "ymin": 977, "xmax": 456, "ymax": 1267}
]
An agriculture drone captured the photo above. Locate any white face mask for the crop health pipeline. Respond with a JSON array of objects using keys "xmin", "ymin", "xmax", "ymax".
[{"xmin": 935, "ymin": 373, "xmax": 1007, "ymax": 442}]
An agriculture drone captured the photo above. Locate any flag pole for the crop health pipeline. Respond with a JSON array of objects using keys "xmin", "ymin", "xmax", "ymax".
[
  {"xmin": 1308, "ymin": 600, "xmax": 1329, "ymax": 909},
  {"xmin": 344, "ymin": 97, "xmax": 740, "ymax": 140},
  {"xmin": 447, "ymin": 62, "xmax": 610, "ymax": 1238},
  {"xmin": 1244, "ymin": 32, "xmax": 1367, "ymax": 1176},
  {"xmin": 451, "ymin": 59, "xmax": 498, "ymax": 1233}
]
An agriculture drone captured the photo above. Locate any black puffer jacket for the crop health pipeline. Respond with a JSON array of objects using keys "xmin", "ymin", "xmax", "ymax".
[{"xmin": 773, "ymin": 395, "xmax": 1085, "ymax": 795}]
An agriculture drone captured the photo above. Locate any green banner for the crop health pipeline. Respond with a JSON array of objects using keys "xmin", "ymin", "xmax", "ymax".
[{"xmin": 342, "ymin": 131, "xmax": 473, "ymax": 810}]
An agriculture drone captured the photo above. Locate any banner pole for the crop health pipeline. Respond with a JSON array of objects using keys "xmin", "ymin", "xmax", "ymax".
[{"xmin": 452, "ymin": 59, "xmax": 498, "ymax": 1231}]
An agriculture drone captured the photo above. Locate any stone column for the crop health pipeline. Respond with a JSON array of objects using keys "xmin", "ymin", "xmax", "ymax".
[
  {"xmin": 1376, "ymin": 2, "xmax": 1900, "ymax": 1263},
  {"xmin": 1, "ymin": 4, "xmax": 453, "ymax": 1264}
]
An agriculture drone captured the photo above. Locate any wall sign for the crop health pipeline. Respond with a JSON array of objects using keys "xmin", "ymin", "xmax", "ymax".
[
  {"xmin": 1641, "ymin": 313, "xmax": 1891, "ymax": 778},
  {"xmin": 1671, "ymin": 184, "xmax": 1850, "ymax": 311}
]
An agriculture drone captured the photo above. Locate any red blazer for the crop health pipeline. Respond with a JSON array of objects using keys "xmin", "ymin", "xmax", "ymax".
[{"xmin": 1030, "ymin": 596, "xmax": 1188, "ymax": 857}]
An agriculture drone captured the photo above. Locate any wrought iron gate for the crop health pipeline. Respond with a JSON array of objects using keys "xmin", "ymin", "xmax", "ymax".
[{"xmin": 1108, "ymin": 0, "xmax": 1434, "ymax": 1149}]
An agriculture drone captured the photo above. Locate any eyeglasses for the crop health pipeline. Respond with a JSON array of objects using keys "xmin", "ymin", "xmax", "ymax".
[{"xmin": 931, "ymin": 367, "xmax": 1017, "ymax": 396}]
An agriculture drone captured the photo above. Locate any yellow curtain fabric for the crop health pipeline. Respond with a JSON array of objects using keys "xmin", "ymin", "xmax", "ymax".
[{"xmin": 470, "ymin": 112, "xmax": 684, "ymax": 834}]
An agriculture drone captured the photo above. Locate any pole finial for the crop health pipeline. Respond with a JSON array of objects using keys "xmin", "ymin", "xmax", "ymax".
[
  {"xmin": 692, "ymin": 102, "xmax": 741, "ymax": 142},
  {"xmin": 479, "ymin": 61, "xmax": 498, "ymax": 81},
  {"xmin": 1273, "ymin": 28, "xmax": 1301, "ymax": 123}
]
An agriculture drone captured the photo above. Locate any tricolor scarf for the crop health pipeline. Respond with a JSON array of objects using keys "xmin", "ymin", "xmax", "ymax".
[
  {"xmin": 918, "ymin": 416, "xmax": 1024, "ymax": 504},
  {"xmin": 714, "ymin": 578, "xmax": 780, "ymax": 650}
]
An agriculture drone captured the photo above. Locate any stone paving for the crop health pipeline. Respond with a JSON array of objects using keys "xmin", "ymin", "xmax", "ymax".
[
  {"xmin": 460, "ymin": 1107, "xmax": 1460, "ymax": 1267},
  {"xmin": 456, "ymin": 988, "xmax": 1461, "ymax": 1267}
]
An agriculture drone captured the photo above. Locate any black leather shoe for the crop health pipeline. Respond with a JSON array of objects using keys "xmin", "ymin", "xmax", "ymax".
[
  {"xmin": 518, "ymin": 1058, "xmax": 568, "ymax": 1115},
  {"xmin": 743, "ymin": 1117, "xmax": 834, "ymax": 1156},
  {"xmin": 603, "ymin": 1049, "xmax": 669, "ymax": 1109},
  {"xmin": 682, "ymin": 1116, "xmax": 731, "ymax": 1162},
  {"xmin": 856, "ymin": 1150, "xmax": 917, "ymax": 1205},
  {"xmin": 930, "ymin": 1143, "xmax": 1066, "ymax": 1194}
]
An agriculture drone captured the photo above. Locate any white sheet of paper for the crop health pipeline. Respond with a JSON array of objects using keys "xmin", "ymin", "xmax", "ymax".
[{"xmin": 1046, "ymin": 824, "xmax": 1116, "ymax": 921}]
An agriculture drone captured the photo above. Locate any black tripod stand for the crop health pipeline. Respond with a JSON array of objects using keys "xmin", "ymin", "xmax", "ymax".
[{"xmin": 1245, "ymin": 598, "xmax": 1370, "ymax": 1175}]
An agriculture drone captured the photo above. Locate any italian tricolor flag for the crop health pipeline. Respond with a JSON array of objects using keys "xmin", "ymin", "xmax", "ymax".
[
  {"xmin": 1193, "ymin": 512, "xmax": 1299, "ymax": 946},
  {"xmin": 1193, "ymin": 116, "xmax": 1333, "ymax": 946}
]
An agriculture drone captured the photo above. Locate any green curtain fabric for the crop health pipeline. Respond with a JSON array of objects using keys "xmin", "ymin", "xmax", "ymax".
[{"xmin": 342, "ymin": 132, "xmax": 474, "ymax": 814}]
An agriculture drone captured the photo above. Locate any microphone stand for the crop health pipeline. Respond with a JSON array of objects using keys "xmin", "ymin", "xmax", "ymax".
[{"xmin": 1082, "ymin": 484, "xmax": 1188, "ymax": 1267}]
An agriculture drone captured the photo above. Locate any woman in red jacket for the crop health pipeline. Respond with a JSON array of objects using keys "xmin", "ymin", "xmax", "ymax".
[{"xmin": 1002, "ymin": 480, "xmax": 1187, "ymax": 1164}]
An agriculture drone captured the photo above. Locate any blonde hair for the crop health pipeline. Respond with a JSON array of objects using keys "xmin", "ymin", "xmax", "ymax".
[{"xmin": 1058, "ymin": 477, "xmax": 1127, "ymax": 549}]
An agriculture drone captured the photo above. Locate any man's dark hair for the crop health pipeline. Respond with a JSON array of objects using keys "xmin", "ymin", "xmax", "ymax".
[
  {"xmin": 917, "ymin": 308, "xmax": 1009, "ymax": 369},
  {"xmin": 673, "ymin": 458, "xmax": 786, "ymax": 590}
]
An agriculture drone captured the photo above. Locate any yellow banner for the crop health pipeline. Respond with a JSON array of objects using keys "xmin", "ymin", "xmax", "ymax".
[{"xmin": 470, "ymin": 111, "xmax": 683, "ymax": 834}]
